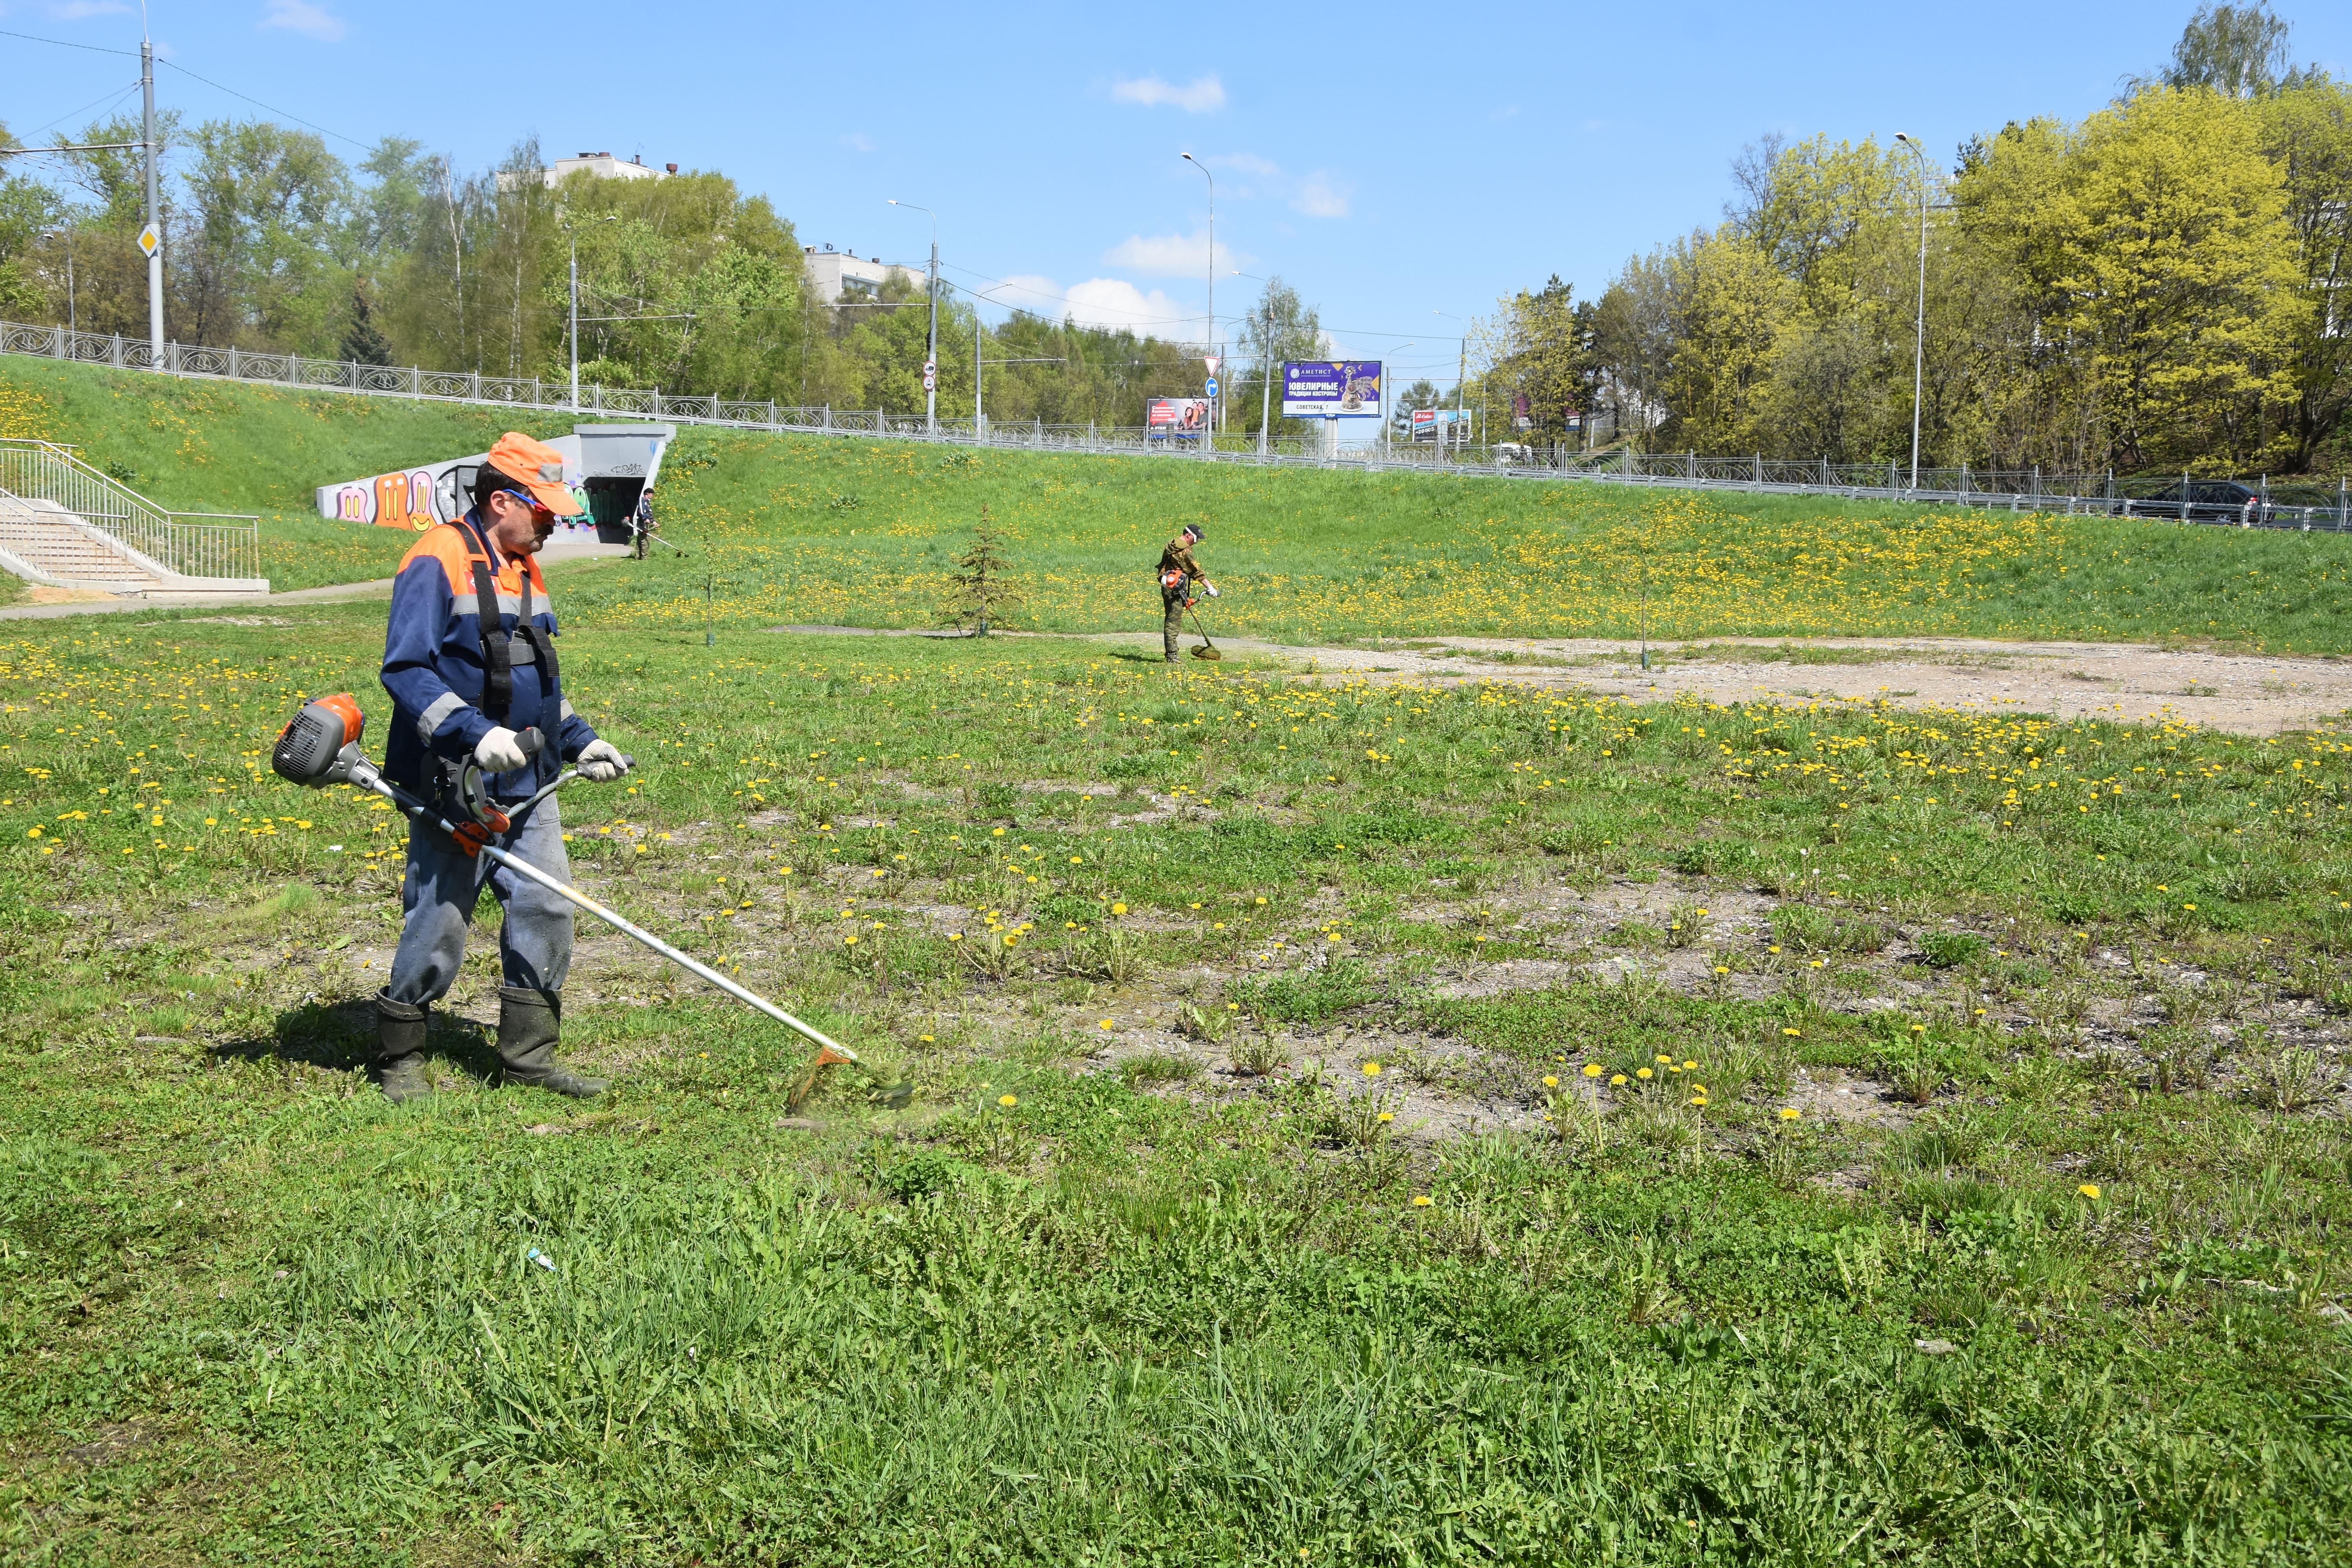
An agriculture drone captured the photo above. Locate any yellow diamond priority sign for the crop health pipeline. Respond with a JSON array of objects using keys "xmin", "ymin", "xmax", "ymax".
[{"xmin": 137, "ymin": 224, "xmax": 160, "ymax": 258}]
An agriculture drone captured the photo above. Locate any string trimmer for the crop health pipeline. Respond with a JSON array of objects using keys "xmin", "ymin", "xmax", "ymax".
[
  {"xmin": 1186, "ymin": 602, "xmax": 1223, "ymax": 661},
  {"xmin": 270, "ymin": 695, "xmax": 865, "ymax": 1089}
]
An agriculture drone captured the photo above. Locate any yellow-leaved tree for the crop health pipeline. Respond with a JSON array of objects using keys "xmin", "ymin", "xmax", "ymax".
[{"xmin": 1962, "ymin": 86, "xmax": 2306, "ymax": 471}]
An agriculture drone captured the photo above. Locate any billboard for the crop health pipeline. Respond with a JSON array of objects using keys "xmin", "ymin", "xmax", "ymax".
[
  {"xmin": 1409, "ymin": 408, "xmax": 1476, "ymax": 442},
  {"xmin": 1145, "ymin": 397, "xmax": 1211, "ymax": 439},
  {"xmin": 1281, "ymin": 360, "xmax": 1382, "ymax": 419}
]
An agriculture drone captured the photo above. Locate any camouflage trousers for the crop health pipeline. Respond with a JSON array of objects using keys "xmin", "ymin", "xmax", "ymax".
[{"xmin": 1163, "ymin": 588, "xmax": 1188, "ymax": 661}]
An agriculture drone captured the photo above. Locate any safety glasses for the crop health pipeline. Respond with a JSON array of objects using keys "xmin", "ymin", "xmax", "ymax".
[{"xmin": 499, "ymin": 488, "xmax": 557, "ymax": 520}]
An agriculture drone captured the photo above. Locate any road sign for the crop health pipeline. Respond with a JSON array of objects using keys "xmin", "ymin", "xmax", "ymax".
[
  {"xmin": 1204, "ymin": 376, "xmax": 1220, "ymax": 399},
  {"xmin": 1203, "ymin": 355, "xmax": 1220, "ymax": 375},
  {"xmin": 922, "ymin": 360, "xmax": 936, "ymax": 392},
  {"xmin": 137, "ymin": 224, "xmax": 160, "ymax": 259}
]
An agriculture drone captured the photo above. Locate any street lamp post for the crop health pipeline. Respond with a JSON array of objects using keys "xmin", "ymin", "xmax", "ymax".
[
  {"xmin": 1894, "ymin": 133, "xmax": 1930, "ymax": 490},
  {"xmin": 1182, "ymin": 153, "xmax": 1214, "ymax": 457},
  {"xmin": 888, "ymin": 200, "xmax": 940, "ymax": 437}
]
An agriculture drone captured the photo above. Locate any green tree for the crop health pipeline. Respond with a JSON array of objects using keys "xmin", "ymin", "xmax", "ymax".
[
  {"xmin": 940, "ymin": 508, "xmax": 1021, "ymax": 635},
  {"xmin": 1234, "ymin": 276, "xmax": 1324, "ymax": 438},
  {"xmin": 2260, "ymin": 78, "xmax": 2352, "ymax": 469},
  {"xmin": 1960, "ymin": 86, "xmax": 2306, "ymax": 470},
  {"xmin": 2154, "ymin": 2, "xmax": 2294, "ymax": 98},
  {"xmin": 1662, "ymin": 230, "xmax": 1792, "ymax": 452},
  {"xmin": 0, "ymin": 123, "xmax": 65, "ymax": 319},
  {"xmin": 1468, "ymin": 275, "xmax": 1587, "ymax": 451}
]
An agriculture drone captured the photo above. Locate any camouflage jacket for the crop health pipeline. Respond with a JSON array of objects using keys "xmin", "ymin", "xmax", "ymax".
[{"xmin": 1157, "ymin": 537, "xmax": 1203, "ymax": 584}]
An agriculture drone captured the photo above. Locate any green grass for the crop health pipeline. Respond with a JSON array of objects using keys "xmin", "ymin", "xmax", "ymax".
[
  {"xmin": 3, "ymin": 603, "xmax": 2352, "ymax": 1561},
  {"xmin": 10, "ymin": 353, "xmax": 2352, "ymax": 649}
]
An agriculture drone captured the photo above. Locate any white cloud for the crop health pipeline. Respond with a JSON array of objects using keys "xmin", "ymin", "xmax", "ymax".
[
  {"xmin": 1291, "ymin": 171, "xmax": 1350, "ymax": 219},
  {"xmin": 1102, "ymin": 227, "xmax": 1237, "ymax": 276},
  {"xmin": 260, "ymin": 0, "xmax": 346, "ymax": 40},
  {"xmin": 840, "ymin": 132, "xmax": 876, "ymax": 153},
  {"xmin": 1111, "ymin": 74, "xmax": 1226, "ymax": 113},
  {"xmin": 988, "ymin": 275, "xmax": 1197, "ymax": 335},
  {"xmin": 1205, "ymin": 151, "xmax": 1280, "ymax": 176}
]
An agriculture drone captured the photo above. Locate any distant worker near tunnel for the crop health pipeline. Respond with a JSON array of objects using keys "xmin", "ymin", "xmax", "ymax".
[{"xmin": 1156, "ymin": 522, "xmax": 1217, "ymax": 664}]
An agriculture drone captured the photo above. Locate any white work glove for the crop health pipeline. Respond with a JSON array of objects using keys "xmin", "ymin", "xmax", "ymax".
[
  {"xmin": 1203, "ymin": 581, "xmax": 1220, "ymax": 598},
  {"xmin": 578, "ymin": 738, "xmax": 632, "ymax": 783},
  {"xmin": 474, "ymin": 726, "xmax": 530, "ymax": 773}
]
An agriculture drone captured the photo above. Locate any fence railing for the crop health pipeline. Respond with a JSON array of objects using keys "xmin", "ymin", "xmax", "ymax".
[
  {"xmin": 0, "ymin": 437, "xmax": 263, "ymax": 584},
  {"xmin": 4, "ymin": 317, "xmax": 2348, "ymax": 531}
]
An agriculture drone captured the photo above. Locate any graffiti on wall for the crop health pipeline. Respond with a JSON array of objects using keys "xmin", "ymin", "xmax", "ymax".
[{"xmin": 332, "ymin": 469, "xmax": 444, "ymax": 530}]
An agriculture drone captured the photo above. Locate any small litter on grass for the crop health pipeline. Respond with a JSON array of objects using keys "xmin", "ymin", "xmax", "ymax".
[
  {"xmin": 1914, "ymin": 1338, "xmax": 1956, "ymax": 1355},
  {"xmin": 526, "ymin": 1248, "xmax": 556, "ymax": 1272}
]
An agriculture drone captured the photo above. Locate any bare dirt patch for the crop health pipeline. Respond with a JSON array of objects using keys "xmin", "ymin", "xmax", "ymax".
[{"xmin": 969, "ymin": 630, "xmax": 2352, "ymax": 737}]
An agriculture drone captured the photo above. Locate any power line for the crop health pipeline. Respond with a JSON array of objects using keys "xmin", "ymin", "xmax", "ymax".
[
  {"xmin": 156, "ymin": 60, "xmax": 370, "ymax": 151},
  {"xmin": 0, "ymin": 25, "xmax": 138, "ymax": 56}
]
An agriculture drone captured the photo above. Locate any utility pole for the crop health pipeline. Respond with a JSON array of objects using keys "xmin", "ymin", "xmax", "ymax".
[
  {"xmin": 569, "ymin": 232, "xmax": 580, "ymax": 409},
  {"xmin": 140, "ymin": 31, "xmax": 162, "ymax": 359},
  {"xmin": 889, "ymin": 201, "xmax": 939, "ymax": 437},
  {"xmin": 1260, "ymin": 294, "xmax": 1273, "ymax": 457},
  {"xmin": 1895, "ymin": 134, "xmax": 1929, "ymax": 490}
]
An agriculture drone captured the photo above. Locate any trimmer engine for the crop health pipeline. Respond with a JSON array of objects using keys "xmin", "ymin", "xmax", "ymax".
[{"xmin": 271, "ymin": 693, "xmax": 374, "ymax": 788}]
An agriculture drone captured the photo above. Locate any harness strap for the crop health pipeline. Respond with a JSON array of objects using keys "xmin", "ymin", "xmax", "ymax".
[{"xmin": 454, "ymin": 513, "xmax": 561, "ymax": 728}]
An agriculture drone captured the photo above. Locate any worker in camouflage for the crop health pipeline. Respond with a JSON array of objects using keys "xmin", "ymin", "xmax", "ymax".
[{"xmin": 1156, "ymin": 523, "xmax": 1215, "ymax": 662}]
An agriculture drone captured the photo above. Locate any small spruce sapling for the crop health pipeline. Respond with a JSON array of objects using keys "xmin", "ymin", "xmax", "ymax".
[{"xmin": 942, "ymin": 506, "xmax": 1022, "ymax": 636}]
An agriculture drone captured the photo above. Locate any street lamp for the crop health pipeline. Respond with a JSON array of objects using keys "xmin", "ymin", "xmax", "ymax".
[
  {"xmin": 567, "ymin": 213, "xmax": 618, "ymax": 410},
  {"xmin": 887, "ymin": 200, "xmax": 940, "ymax": 437},
  {"xmin": 1894, "ymin": 133, "xmax": 1930, "ymax": 490},
  {"xmin": 1181, "ymin": 152, "xmax": 1215, "ymax": 456}
]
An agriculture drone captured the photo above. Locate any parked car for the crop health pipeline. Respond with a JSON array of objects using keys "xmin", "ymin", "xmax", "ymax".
[
  {"xmin": 2144, "ymin": 479, "xmax": 2274, "ymax": 525},
  {"xmin": 1492, "ymin": 443, "xmax": 1537, "ymax": 466}
]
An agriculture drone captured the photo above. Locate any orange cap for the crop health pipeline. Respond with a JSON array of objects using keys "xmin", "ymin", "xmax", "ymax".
[{"xmin": 486, "ymin": 432, "xmax": 585, "ymax": 517}]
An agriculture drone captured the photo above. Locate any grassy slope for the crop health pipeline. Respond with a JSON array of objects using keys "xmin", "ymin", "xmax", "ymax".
[
  {"xmin": 2, "ymin": 605, "xmax": 2350, "ymax": 1561},
  {"xmin": 8, "ymin": 354, "xmax": 2352, "ymax": 649}
]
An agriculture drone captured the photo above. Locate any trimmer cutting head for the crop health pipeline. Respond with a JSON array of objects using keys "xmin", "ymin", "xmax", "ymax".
[{"xmin": 1191, "ymin": 644, "xmax": 1223, "ymax": 660}]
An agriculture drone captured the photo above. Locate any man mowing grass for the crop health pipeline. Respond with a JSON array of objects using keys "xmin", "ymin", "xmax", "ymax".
[
  {"xmin": 1156, "ymin": 521, "xmax": 1218, "ymax": 663},
  {"xmin": 374, "ymin": 432, "xmax": 633, "ymax": 1103}
]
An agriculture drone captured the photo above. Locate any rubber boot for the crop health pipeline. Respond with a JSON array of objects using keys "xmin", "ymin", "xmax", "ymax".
[
  {"xmin": 373, "ymin": 991, "xmax": 432, "ymax": 1103},
  {"xmin": 496, "ymin": 986, "xmax": 607, "ymax": 1098}
]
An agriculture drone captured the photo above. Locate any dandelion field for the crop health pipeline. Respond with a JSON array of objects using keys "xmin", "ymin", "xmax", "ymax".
[{"xmin": 4, "ymin": 601, "xmax": 2352, "ymax": 1564}]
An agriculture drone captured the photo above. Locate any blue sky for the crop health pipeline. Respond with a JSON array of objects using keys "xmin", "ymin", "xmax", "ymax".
[{"xmin": 7, "ymin": 0, "xmax": 2349, "ymax": 389}]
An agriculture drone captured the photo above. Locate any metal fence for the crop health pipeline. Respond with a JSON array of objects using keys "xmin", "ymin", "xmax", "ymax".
[
  {"xmin": 5, "ymin": 317, "xmax": 2348, "ymax": 530},
  {"xmin": 0, "ymin": 437, "xmax": 262, "ymax": 583}
]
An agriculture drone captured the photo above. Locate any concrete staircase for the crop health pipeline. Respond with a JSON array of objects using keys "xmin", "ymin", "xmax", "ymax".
[{"xmin": 0, "ymin": 491, "xmax": 175, "ymax": 593}]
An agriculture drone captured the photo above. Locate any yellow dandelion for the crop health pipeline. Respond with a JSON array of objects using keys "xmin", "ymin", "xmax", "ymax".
[
  {"xmin": 1583, "ymin": 1063, "xmax": 1603, "ymax": 1078},
  {"xmin": 1779, "ymin": 1107, "xmax": 1800, "ymax": 1121},
  {"xmin": 999, "ymin": 1094, "xmax": 1018, "ymax": 1107},
  {"xmin": 2078, "ymin": 1183, "xmax": 2101, "ymax": 1200},
  {"xmin": 1610, "ymin": 1073, "xmax": 1628, "ymax": 1085},
  {"xmin": 1361, "ymin": 1061, "xmax": 1382, "ymax": 1076},
  {"xmin": 1410, "ymin": 1195, "xmax": 1433, "ymax": 1208},
  {"xmin": 1543, "ymin": 1075, "xmax": 1559, "ymax": 1088}
]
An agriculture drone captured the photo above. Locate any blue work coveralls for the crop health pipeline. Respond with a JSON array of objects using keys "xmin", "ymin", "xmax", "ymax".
[{"xmin": 378, "ymin": 512, "xmax": 603, "ymax": 1005}]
